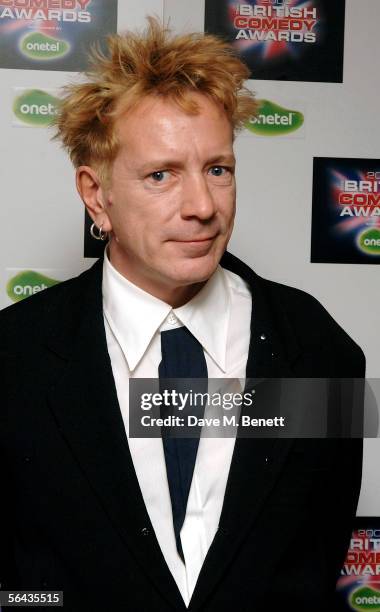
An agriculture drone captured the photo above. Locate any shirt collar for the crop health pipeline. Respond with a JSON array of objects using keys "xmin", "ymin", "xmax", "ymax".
[
  {"xmin": 174, "ymin": 267, "xmax": 230, "ymax": 372},
  {"xmin": 102, "ymin": 250, "xmax": 230, "ymax": 373}
]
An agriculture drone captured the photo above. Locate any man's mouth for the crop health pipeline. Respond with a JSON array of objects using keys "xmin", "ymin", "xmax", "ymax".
[{"xmin": 174, "ymin": 235, "xmax": 217, "ymax": 243}]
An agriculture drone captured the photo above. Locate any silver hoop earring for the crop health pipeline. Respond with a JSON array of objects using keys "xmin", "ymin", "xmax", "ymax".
[{"xmin": 90, "ymin": 222, "xmax": 107, "ymax": 241}]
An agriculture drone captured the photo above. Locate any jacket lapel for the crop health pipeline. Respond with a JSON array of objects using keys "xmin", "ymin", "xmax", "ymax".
[
  {"xmin": 45, "ymin": 259, "xmax": 185, "ymax": 610},
  {"xmin": 189, "ymin": 252, "xmax": 300, "ymax": 610}
]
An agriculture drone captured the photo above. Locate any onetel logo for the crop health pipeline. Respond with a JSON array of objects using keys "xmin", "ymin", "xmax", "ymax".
[
  {"xmin": 350, "ymin": 586, "xmax": 380, "ymax": 611},
  {"xmin": 20, "ymin": 32, "xmax": 69, "ymax": 60},
  {"xmin": 7, "ymin": 271, "xmax": 59, "ymax": 303},
  {"xmin": 357, "ymin": 228, "xmax": 380, "ymax": 256},
  {"xmin": 13, "ymin": 90, "xmax": 59, "ymax": 127},
  {"xmin": 246, "ymin": 99, "xmax": 304, "ymax": 136}
]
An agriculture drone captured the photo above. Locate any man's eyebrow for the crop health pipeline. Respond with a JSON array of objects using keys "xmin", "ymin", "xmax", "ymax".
[
  {"xmin": 139, "ymin": 159, "xmax": 185, "ymax": 172},
  {"xmin": 206, "ymin": 154, "xmax": 236, "ymax": 166},
  {"xmin": 139, "ymin": 154, "xmax": 236, "ymax": 173}
]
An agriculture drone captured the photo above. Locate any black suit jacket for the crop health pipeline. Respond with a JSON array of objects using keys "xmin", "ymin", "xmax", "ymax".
[{"xmin": 0, "ymin": 252, "xmax": 365, "ymax": 611}]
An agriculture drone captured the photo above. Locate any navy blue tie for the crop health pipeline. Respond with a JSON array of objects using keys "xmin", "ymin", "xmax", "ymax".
[{"xmin": 159, "ymin": 326, "xmax": 207, "ymax": 561}]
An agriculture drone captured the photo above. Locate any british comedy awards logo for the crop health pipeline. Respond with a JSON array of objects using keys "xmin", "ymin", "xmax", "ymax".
[
  {"xmin": 204, "ymin": 0, "xmax": 346, "ymax": 82},
  {"xmin": 0, "ymin": 0, "xmax": 117, "ymax": 71},
  {"xmin": 311, "ymin": 158, "xmax": 380, "ymax": 264},
  {"xmin": 337, "ymin": 518, "xmax": 380, "ymax": 611}
]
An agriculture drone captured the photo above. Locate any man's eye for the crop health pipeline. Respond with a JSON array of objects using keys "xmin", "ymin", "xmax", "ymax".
[
  {"xmin": 150, "ymin": 171, "xmax": 169, "ymax": 182},
  {"xmin": 208, "ymin": 166, "xmax": 228, "ymax": 177}
]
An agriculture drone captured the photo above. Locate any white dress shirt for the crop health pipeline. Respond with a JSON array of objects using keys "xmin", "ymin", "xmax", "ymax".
[{"xmin": 102, "ymin": 250, "xmax": 252, "ymax": 606}]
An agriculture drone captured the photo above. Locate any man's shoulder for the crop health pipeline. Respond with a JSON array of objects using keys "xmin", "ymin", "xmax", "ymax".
[
  {"xmin": 260, "ymin": 274, "xmax": 332, "ymax": 321},
  {"xmin": 222, "ymin": 251, "xmax": 365, "ymax": 374},
  {"xmin": 224, "ymin": 261, "xmax": 329, "ymax": 326},
  {"xmin": 222, "ymin": 250, "xmax": 336, "ymax": 321},
  {"xmin": 0, "ymin": 261, "xmax": 101, "ymax": 348},
  {"xmin": 260, "ymin": 276, "xmax": 365, "ymax": 377}
]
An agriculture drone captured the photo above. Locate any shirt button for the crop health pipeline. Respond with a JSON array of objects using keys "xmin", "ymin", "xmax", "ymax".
[
  {"xmin": 168, "ymin": 313, "xmax": 178, "ymax": 325},
  {"xmin": 260, "ymin": 333, "xmax": 267, "ymax": 341},
  {"xmin": 141, "ymin": 527, "xmax": 150, "ymax": 536}
]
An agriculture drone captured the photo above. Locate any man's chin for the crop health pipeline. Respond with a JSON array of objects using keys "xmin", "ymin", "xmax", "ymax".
[{"xmin": 166, "ymin": 253, "xmax": 221, "ymax": 286}]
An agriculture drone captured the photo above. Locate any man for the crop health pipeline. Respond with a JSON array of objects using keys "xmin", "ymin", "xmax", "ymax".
[{"xmin": 0, "ymin": 18, "xmax": 364, "ymax": 611}]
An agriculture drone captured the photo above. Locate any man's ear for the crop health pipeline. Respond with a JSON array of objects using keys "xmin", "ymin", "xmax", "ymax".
[{"xmin": 76, "ymin": 166, "xmax": 113, "ymax": 233}]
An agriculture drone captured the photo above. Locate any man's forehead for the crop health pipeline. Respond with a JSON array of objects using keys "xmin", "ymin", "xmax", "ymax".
[{"xmin": 114, "ymin": 93, "xmax": 233, "ymax": 140}]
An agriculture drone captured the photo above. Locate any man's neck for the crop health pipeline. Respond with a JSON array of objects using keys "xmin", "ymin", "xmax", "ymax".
[{"xmin": 107, "ymin": 243, "xmax": 208, "ymax": 308}]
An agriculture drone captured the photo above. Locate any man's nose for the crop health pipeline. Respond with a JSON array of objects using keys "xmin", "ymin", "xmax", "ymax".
[{"xmin": 180, "ymin": 174, "xmax": 217, "ymax": 220}]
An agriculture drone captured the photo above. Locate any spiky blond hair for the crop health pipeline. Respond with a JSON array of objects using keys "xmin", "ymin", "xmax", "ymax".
[{"xmin": 54, "ymin": 17, "xmax": 258, "ymax": 184}]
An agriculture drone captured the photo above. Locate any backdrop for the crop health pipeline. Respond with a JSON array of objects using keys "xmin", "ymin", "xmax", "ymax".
[{"xmin": 0, "ymin": 0, "xmax": 378, "ymax": 520}]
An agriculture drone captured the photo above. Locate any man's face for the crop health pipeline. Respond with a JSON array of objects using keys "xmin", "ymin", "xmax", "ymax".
[{"xmin": 102, "ymin": 93, "xmax": 236, "ymax": 299}]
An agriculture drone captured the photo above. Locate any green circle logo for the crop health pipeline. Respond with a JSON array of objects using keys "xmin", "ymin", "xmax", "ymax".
[
  {"xmin": 20, "ymin": 32, "xmax": 70, "ymax": 61},
  {"xmin": 357, "ymin": 228, "xmax": 380, "ymax": 256},
  {"xmin": 245, "ymin": 99, "xmax": 304, "ymax": 136},
  {"xmin": 7, "ymin": 271, "xmax": 59, "ymax": 303},
  {"xmin": 350, "ymin": 586, "xmax": 380, "ymax": 611},
  {"xmin": 13, "ymin": 89, "xmax": 60, "ymax": 127}
]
